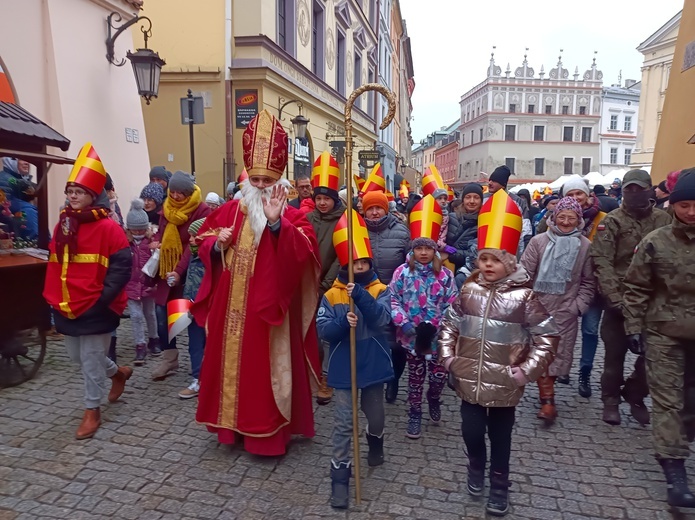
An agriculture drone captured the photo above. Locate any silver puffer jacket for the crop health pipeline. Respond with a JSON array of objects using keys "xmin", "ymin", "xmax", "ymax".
[{"xmin": 439, "ymin": 267, "xmax": 559, "ymax": 408}]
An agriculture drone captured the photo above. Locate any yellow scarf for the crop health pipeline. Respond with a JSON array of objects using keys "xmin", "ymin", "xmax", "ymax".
[{"xmin": 159, "ymin": 185, "xmax": 202, "ymax": 277}]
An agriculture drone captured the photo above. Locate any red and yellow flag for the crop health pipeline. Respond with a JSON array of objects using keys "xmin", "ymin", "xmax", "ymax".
[
  {"xmin": 361, "ymin": 163, "xmax": 386, "ymax": 194},
  {"xmin": 399, "ymin": 180, "xmax": 410, "ymax": 199},
  {"xmin": 354, "ymin": 174, "xmax": 366, "ymax": 193},
  {"xmin": 447, "ymin": 185, "xmax": 455, "ymax": 202},
  {"xmin": 409, "ymin": 194, "xmax": 443, "ymax": 242},
  {"xmin": 311, "ymin": 151, "xmax": 340, "ymax": 191},
  {"xmin": 421, "ymin": 165, "xmax": 446, "ymax": 197},
  {"xmin": 385, "ymin": 191, "xmax": 395, "ymax": 202},
  {"xmin": 167, "ymin": 299, "xmax": 192, "ymax": 343},
  {"xmin": 332, "ymin": 209, "xmax": 373, "ymax": 266},
  {"xmin": 477, "ymin": 190, "xmax": 522, "ymax": 255},
  {"xmin": 66, "ymin": 142, "xmax": 107, "ymax": 195},
  {"xmin": 238, "ymin": 168, "xmax": 249, "ymax": 183}
]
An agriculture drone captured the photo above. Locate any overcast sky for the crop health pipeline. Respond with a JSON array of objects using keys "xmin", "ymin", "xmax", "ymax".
[{"xmin": 400, "ymin": 0, "xmax": 684, "ymax": 144}]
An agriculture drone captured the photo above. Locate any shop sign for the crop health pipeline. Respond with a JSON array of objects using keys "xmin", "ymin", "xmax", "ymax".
[
  {"xmin": 294, "ymin": 137, "xmax": 311, "ymax": 165},
  {"xmin": 235, "ymin": 89, "xmax": 259, "ymax": 128}
]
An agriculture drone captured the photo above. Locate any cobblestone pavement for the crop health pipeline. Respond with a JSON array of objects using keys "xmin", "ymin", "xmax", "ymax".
[{"xmin": 1, "ymin": 324, "xmax": 695, "ymax": 520}]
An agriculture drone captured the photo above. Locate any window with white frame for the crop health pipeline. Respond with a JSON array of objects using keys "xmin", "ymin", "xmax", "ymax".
[
  {"xmin": 610, "ymin": 115, "xmax": 618, "ymax": 130},
  {"xmin": 624, "ymin": 116, "xmax": 632, "ymax": 132},
  {"xmin": 624, "ymin": 148, "xmax": 632, "ymax": 165},
  {"xmin": 610, "ymin": 148, "xmax": 618, "ymax": 164}
]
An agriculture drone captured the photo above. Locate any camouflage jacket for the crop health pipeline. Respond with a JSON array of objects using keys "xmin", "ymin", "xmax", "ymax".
[
  {"xmin": 623, "ymin": 219, "xmax": 695, "ymax": 339},
  {"xmin": 589, "ymin": 206, "xmax": 671, "ymax": 306}
]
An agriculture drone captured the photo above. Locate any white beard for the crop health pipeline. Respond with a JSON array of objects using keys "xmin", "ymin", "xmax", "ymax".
[{"xmin": 241, "ymin": 178, "xmax": 292, "ymax": 247}]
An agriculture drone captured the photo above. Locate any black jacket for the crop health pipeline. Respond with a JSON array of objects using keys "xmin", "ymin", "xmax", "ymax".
[
  {"xmin": 597, "ymin": 194, "xmax": 619, "ymax": 213},
  {"xmin": 446, "ymin": 212, "xmax": 479, "ymax": 271}
]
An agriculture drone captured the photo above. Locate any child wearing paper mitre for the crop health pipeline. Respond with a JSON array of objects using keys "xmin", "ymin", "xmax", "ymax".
[
  {"xmin": 390, "ymin": 195, "xmax": 458, "ymax": 440},
  {"xmin": 316, "ymin": 210, "xmax": 394, "ymax": 510},
  {"xmin": 438, "ymin": 190, "xmax": 559, "ymax": 517}
]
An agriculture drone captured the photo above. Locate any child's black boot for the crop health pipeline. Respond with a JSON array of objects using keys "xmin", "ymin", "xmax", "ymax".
[
  {"xmin": 486, "ymin": 471, "xmax": 511, "ymax": 516},
  {"xmin": 330, "ymin": 461, "xmax": 351, "ymax": 509},
  {"xmin": 365, "ymin": 430, "xmax": 384, "ymax": 467}
]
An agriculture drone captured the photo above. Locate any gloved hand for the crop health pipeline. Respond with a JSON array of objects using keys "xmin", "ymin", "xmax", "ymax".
[
  {"xmin": 627, "ymin": 334, "xmax": 645, "ymax": 355},
  {"xmin": 401, "ymin": 323, "xmax": 417, "ymax": 337},
  {"xmin": 510, "ymin": 366, "xmax": 529, "ymax": 387},
  {"xmin": 443, "ymin": 245, "xmax": 456, "ymax": 255}
]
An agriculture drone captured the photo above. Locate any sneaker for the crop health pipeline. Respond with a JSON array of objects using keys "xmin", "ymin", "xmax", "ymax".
[
  {"xmin": 134, "ymin": 344, "xmax": 147, "ymax": 366},
  {"xmin": 147, "ymin": 338, "xmax": 162, "ymax": 357},
  {"xmin": 406, "ymin": 411, "xmax": 422, "ymax": 439},
  {"xmin": 178, "ymin": 379, "xmax": 200, "ymax": 399},
  {"xmin": 467, "ymin": 466, "xmax": 485, "ymax": 496}
]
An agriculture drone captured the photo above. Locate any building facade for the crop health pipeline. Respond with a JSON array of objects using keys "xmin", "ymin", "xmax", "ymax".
[
  {"xmin": 598, "ymin": 82, "xmax": 641, "ymax": 175},
  {"xmin": 0, "ymin": 0, "xmax": 152, "ymax": 227},
  {"xmin": 457, "ymin": 52, "xmax": 603, "ymax": 184},
  {"xmin": 631, "ymin": 11, "xmax": 680, "ymax": 168},
  {"xmin": 434, "ymin": 120, "xmax": 460, "ymax": 185},
  {"xmin": 140, "ymin": 0, "xmax": 380, "ymax": 196}
]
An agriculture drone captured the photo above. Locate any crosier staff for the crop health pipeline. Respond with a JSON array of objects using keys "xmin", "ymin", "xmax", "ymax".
[{"xmin": 344, "ymin": 83, "xmax": 396, "ymax": 505}]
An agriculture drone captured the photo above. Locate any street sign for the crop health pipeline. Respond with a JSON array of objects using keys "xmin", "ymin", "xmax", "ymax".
[
  {"xmin": 180, "ymin": 96, "xmax": 204, "ymax": 125},
  {"xmin": 235, "ymin": 89, "xmax": 259, "ymax": 128},
  {"xmin": 358, "ymin": 150, "xmax": 381, "ymax": 162},
  {"xmin": 294, "ymin": 137, "xmax": 310, "ymax": 165},
  {"xmin": 329, "ymin": 140, "xmax": 345, "ymax": 148}
]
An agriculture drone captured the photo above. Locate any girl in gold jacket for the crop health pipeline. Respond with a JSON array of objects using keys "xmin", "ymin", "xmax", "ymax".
[{"xmin": 439, "ymin": 247, "xmax": 559, "ymax": 517}]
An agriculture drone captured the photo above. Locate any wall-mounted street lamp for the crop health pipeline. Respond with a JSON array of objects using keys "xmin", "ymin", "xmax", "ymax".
[
  {"xmin": 106, "ymin": 12, "xmax": 166, "ymax": 105},
  {"xmin": 278, "ymin": 97, "xmax": 310, "ymax": 139}
]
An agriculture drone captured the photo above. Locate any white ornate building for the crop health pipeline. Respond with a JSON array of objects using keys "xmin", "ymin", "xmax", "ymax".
[{"xmin": 458, "ymin": 51, "xmax": 603, "ymax": 183}]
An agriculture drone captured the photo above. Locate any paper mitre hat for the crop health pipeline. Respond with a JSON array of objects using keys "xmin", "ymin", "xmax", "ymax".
[
  {"xmin": 399, "ymin": 180, "xmax": 410, "ymax": 199},
  {"xmin": 242, "ymin": 109, "xmax": 288, "ymax": 180},
  {"xmin": 477, "ymin": 189, "xmax": 522, "ymax": 255},
  {"xmin": 167, "ymin": 299, "xmax": 192, "ymax": 343},
  {"xmin": 353, "ymin": 174, "xmax": 366, "ymax": 193},
  {"xmin": 447, "ymin": 185, "xmax": 455, "ymax": 202},
  {"xmin": 385, "ymin": 191, "xmax": 395, "ymax": 203},
  {"xmin": 409, "ymin": 194, "xmax": 442, "ymax": 248},
  {"xmin": 66, "ymin": 142, "xmax": 107, "ymax": 195},
  {"xmin": 361, "ymin": 163, "xmax": 386, "ymax": 194},
  {"xmin": 421, "ymin": 166, "xmax": 447, "ymax": 198},
  {"xmin": 238, "ymin": 168, "xmax": 249, "ymax": 183},
  {"xmin": 311, "ymin": 151, "xmax": 340, "ymax": 192},
  {"xmin": 332, "ymin": 209, "xmax": 373, "ymax": 266}
]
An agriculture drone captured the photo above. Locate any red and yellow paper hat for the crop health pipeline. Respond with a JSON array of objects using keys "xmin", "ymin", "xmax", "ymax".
[
  {"xmin": 66, "ymin": 142, "xmax": 107, "ymax": 195},
  {"xmin": 385, "ymin": 191, "xmax": 395, "ymax": 203},
  {"xmin": 533, "ymin": 189, "xmax": 541, "ymax": 200},
  {"xmin": 242, "ymin": 109, "xmax": 288, "ymax": 180},
  {"xmin": 311, "ymin": 151, "xmax": 340, "ymax": 191},
  {"xmin": 167, "ymin": 299, "xmax": 192, "ymax": 343},
  {"xmin": 477, "ymin": 189, "xmax": 522, "ymax": 255},
  {"xmin": 409, "ymin": 194, "xmax": 442, "ymax": 243},
  {"xmin": 421, "ymin": 165, "xmax": 446, "ymax": 197},
  {"xmin": 238, "ymin": 168, "xmax": 249, "ymax": 183},
  {"xmin": 361, "ymin": 163, "xmax": 386, "ymax": 194},
  {"xmin": 399, "ymin": 180, "xmax": 410, "ymax": 199},
  {"xmin": 332, "ymin": 209, "xmax": 373, "ymax": 266},
  {"xmin": 447, "ymin": 185, "xmax": 455, "ymax": 202},
  {"xmin": 543, "ymin": 186, "xmax": 553, "ymax": 195},
  {"xmin": 353, "ymin": 174, "xmax": 366, "ymax": 193}
]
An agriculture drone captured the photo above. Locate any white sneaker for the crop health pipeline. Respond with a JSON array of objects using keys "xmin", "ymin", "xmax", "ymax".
[{"xmin": 178, "ymin": 379, "xmax": 200, "ymax": 399}]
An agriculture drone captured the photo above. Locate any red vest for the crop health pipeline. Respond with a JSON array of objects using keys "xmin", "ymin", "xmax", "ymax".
[{"xmin": 44, "ymin": 217, "xmax": 128, "ymax": 319}]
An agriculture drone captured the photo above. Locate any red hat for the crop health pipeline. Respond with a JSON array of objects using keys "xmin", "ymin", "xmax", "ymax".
[
  {"xmin": 66, "ymin": 143, "xmax": 107, "ymax": 196},
  {"xmin": 242, "ymin": 110, "xmax": 288, "ymax": 180}
]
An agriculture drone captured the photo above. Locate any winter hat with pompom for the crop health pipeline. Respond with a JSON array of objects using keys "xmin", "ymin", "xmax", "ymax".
[{"xmin": 126, "ymin": 198, "xmax": 150, "ymax": 230}]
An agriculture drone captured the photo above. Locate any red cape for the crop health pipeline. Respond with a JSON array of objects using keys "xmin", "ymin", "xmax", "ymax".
[{"xmin": 192, "ymin": 200, "xmax": 321, "ymax": 456}]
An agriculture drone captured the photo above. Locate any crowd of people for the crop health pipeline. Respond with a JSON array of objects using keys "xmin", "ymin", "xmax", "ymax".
[{"xmin": 32, "ymin": 109, "xmax": 695, "ymax": 516}]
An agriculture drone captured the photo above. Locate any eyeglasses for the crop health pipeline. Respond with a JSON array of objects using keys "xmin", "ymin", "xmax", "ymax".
[
  {"xmin": 65, "ymin": 188, "xmax": 88, "ymax": 197},
  {"xmin": 556, "ymin": 216, "xmax": 579, "ymax": 225}
]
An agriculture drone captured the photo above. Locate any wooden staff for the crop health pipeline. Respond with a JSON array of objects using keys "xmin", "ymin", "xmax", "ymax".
[{"xmin": 344, "ymin": 83, "xmax": 396, "ymax": 505}]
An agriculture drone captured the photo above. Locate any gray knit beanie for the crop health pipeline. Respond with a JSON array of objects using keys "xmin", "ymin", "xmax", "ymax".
[
  {"xmin": 168, "ymin": 170, "xmax": 195, "ymax": 196},
  {"xmin": 126, "ymin": 199, "xmax": 150, "ymax": 230}
]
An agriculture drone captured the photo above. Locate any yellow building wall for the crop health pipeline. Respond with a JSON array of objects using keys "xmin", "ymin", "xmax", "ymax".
[
  {"xmin": 137, "ymin": 0, "xmax": 228, "ymax": 197},
  {"xmin": 652, "ymin": 2, "xmax": 695, "ymax": 181}
]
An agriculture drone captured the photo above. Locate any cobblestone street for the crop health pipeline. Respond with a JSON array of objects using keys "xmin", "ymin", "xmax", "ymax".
[{"xmin": 1, "ymin": 324, "xmax": 693, "ymax": 520}]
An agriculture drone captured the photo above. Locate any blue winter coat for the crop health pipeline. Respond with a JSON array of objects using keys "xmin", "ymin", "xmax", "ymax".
[{"xmin": 317, "ymin": 271, "xmax": 394, "ymax": 389}]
